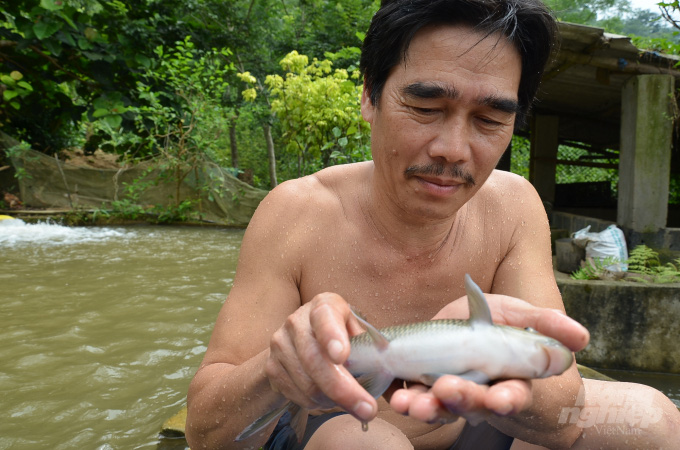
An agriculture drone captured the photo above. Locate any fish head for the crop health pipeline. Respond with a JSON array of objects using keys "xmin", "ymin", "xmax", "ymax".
[
  {"xmin": 538, "ymin": 336, "xmax": 574, "ymax": 377},
  {"xmin": 500, "ymin": 326, "xmax": 573, "ymax": 379}
]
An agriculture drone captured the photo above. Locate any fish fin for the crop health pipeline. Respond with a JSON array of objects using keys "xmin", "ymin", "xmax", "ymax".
[
  {"xmin": 417, "ymin": 373, "xmax": 444, "ymax": 386},
  {"xmin": 355, "ymin": 371, "xmax": 395, "ymax": 399},
  {"xmin": 457, "ymin": 370, "xmax": 491, "ymax": 385},
  {"xmin": 418, "ymin": 371, "xmax": 491, "ymax": 386},
  {"xmin": 464, "ymin": 274, "xmax": 493, "ymax": 326},
  {"xmin": 287, "ymin": 403, "xmax": 308, "ymax": 443},
  {"xmin": 235, "ymin": 401, "xmax": 301, "ymax": 442},
  {"xmin": 350, "ymin": 307, "xmax": 389, "ymax": 351}
]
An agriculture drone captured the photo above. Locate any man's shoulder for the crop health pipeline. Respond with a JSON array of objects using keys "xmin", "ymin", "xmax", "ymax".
[
  {"xmin": 484, "ymin": 169, "xmax": 533, "ymax": 193},
  {"xmin": 251, "ymin": 162, "xmax": 369, "ymax": 226},
  {"xmin": 473, "ymin": 170, "xmax": 545, "ymax": 219},
  {"xmin": 476, "ymin": 170, "xmax": 538, "ymax": 204}
]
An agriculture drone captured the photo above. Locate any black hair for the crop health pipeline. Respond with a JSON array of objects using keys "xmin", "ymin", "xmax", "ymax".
[{"xmin": 360, "ymin": 0, "xmax": 558, "ymax": 125}]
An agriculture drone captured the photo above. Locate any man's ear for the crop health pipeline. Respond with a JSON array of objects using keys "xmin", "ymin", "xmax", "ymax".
[{"xmin": 360, "ymin": 84, "xmax": 374, "ymax": 124}]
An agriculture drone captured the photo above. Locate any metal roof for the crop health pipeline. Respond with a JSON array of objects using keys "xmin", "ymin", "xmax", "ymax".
[{"xmin": 524, "ymin": 22, "xmax": 680, "ymax": 151}]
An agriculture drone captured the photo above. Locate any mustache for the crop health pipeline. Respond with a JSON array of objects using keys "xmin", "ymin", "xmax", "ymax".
[{"xmin": 404, "ymin": 163, "xmax": 476, "ymax": 188}]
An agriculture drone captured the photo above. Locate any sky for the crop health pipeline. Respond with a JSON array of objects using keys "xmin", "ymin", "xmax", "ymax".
[
  {"xmin": 629, "ymin": 0, "xmax": 663, "ymax": 12},
  {"xmin": 630, "ymin": 0, "xmax": 661, "ymax": 11},
  {"xmin": 628, "ymin": 0, "xmax": 679, "ymax": 21}
]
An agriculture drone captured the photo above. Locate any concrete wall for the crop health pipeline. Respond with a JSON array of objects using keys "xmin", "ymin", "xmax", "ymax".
[
  {"xmin": 618, "ymin": 75, "xmax": 674, "ymax": 233},
  {"xmin": 557, "ymin": 273, "xmax": 680, "ymax": 374}
]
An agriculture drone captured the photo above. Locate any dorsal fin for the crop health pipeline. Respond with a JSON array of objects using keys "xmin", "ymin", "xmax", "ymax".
[
  {"xmin": 350, "ymin": 307, "xmax": 389, "ymax": 351},
  {"xmin": 464, "ymin": 274, "xmax": 493, "ymax": 326}
]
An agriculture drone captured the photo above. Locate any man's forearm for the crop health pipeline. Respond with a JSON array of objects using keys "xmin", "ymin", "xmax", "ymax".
[
  {"xmin": 186, "ymin": 349, "xmax": 285, "ymax": 449},
  {"xmin": 488, "ymin": 365, "xmax": 584, "ymax": 448}
]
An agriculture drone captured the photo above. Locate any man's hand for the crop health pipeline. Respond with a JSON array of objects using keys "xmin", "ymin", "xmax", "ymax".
[
  {"xmin": 389, "ymin": 293, "xmax": 589, "ymax": 425},
  {"xmin": 265, "ymin": 293, "xmax": 378, "ymax": 422}
]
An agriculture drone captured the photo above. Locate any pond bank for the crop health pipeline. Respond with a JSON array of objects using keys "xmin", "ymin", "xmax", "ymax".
[
  {"xmin": 0, "ymin": 208, "xmax": 246, "ymax": 228},
  {"xmin": 556, "ymin": 270, "xmax": 680, "ymax": 374}
]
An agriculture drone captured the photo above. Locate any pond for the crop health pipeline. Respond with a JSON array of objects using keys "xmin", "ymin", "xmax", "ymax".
[
  {"xmin": 1, "ymin": 220, "xmax": 678, "ymax": 449},
  {"xmin": 1, "ymin": 220, "xmax": 242, "ymax": 449}
]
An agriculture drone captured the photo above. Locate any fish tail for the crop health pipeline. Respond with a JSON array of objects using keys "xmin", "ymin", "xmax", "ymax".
[
  {"xmin": 234, "ymin": 401, "xmax": 308, "ymax": 442},
  {"xmin": 287, "ymin": 403, "xmax": 308, "ymax": 442}
]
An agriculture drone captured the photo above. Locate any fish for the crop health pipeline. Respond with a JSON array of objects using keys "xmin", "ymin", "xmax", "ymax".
[{"xmin": 235, "ymin": 274, "xmax": 574, "ymax": 442}]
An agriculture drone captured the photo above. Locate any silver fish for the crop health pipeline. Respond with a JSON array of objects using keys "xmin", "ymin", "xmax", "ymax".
[{"xmin": 235, "ymin": 274, "xmax": 573, "ymax": 442}]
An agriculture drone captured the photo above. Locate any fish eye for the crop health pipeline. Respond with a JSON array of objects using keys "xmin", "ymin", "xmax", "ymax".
[{"xmin": 524, "ymin": 327, "xmax": 538, "ymax": 333}]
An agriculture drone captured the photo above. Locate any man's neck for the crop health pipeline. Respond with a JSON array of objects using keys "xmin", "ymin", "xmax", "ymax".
[{"xmin": 359, "ymin": 169, "xmax": 460, "ymax": 260}]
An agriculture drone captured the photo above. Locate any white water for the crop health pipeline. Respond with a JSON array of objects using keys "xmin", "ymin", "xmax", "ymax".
[{"xmin": 0, "ymin": 219, "xmax": 134, "ymax": 247}]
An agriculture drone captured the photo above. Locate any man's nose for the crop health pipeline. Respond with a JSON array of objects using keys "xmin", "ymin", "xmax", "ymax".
[{"xmin": 426, "ymin": 116, "xmax": 472, "ymax": 165}]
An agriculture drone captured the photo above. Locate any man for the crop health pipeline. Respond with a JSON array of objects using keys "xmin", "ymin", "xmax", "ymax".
[{"xmin": 186, "ymin": 0, "xmax": 679, "ymax": 448}]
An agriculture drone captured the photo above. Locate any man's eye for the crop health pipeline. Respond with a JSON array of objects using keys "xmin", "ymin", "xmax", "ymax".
[
  {"xmin": 413, "ymin": 107, "xmax": 437, "ymax": 114},
  {"xmin": 478, "ymin": 117, "xmax": 503, "ymax": 127}
]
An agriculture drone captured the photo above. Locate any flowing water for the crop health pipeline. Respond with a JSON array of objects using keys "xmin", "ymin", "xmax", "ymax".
[
  {"xmin": 1, "ymin": 219, "xmax": 679, "ymax": 449},
  {"xmin": 1, "ymin": 219, "xmax": 243, "ymax": 449}
]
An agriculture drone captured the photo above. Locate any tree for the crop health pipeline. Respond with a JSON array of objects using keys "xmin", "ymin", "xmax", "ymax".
[
  {"xmin": 545, "ymin": 0, "xmax": 623, "ymax": 24},
  {"xmin": 660, "ymin": 1, "xmax": 680, "ymax": 31},
  {"xmin": 0, "ymin": 0, "xmax": 209, "ymax": 154},
  {"xmin": 242, "ymin": 50, "xmax": 369, "ymax": 179}
]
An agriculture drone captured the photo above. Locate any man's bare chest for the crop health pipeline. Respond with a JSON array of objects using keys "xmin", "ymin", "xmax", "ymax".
[{"xmin": 297, "ymin": 241, "xmax": 487, "ymax": 328}]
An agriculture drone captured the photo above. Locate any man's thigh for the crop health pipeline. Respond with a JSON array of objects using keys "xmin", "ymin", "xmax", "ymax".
[{"xmin": 305, "ymin": 414, "xmax": 413, "ymax": 450}]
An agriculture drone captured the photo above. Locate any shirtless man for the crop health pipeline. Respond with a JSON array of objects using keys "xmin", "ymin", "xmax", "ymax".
[{"xmin": 186, "ymin": 0, "xmax": 679, "ymax": 448}]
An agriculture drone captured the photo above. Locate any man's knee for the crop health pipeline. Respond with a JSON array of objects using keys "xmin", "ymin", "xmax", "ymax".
[{"xmin": 304, "ymin": 415, "xmax": 413, "ymax": 450}]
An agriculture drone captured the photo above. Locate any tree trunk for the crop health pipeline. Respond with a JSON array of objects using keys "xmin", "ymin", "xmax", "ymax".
[
  {"xmin": 263, "ymin": 122, "xmax": 277, "ymax": 188},
  {"xmin": 229, "ymin": 119, "xmax": 239, "ymax": 169}
]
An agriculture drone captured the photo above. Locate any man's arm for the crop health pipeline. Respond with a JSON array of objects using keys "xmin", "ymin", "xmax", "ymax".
[
  {"xmin": 185, "ymin": 178, "xmax": 378, "ymax": 449},
  {"xmin": 484, "ymin": 173, "xmax": 585, "ymax": 447},
  {"xmin": 185, "ymin": 181, "xmax": 304, "ymax": 448}
]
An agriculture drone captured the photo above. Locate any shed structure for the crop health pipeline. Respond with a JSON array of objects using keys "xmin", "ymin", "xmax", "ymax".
[{"xmin": 517, "ymin": 22, "xmax": 680, "ymax": 242}]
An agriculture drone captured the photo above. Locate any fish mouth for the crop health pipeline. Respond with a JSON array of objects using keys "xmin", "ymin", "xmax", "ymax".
[{"xmin": 542, "ymin": 343, "xmax": 574, "ymax": 376}]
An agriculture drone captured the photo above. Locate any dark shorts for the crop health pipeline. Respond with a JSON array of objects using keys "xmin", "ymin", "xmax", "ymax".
[
  {"xmin": 264, "ymin": 411, "xmax": 514, "ymax": 450},
  {"xmin": 264, "ymin": 411, "xmax": 347, "ymax": 450}
]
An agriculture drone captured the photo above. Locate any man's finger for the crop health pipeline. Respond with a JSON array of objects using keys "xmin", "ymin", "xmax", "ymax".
[
  {"xmin": 308, "ymin": 294, "xmax": 353, "ymax": 364},
  {"xmin": 483, "ymin": 379, "xmax": 532, "ymax": 416},
  {"xmin": 496, "ymin": 297, "xmax": 589, "ymax": 352}
]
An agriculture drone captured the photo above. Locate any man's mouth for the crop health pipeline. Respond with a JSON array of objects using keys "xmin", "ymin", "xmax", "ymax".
[
  {"xmin": 414, "ymin": 176, "xmax": 461, "ymax": 196},
  {"xmin": 404, "ymin": 163, "xmax": 476, "ymax": 188}
]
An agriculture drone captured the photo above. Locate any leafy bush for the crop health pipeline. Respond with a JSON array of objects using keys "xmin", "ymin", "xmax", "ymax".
[{"xmin": 570, "ymin": 245, "xmax": 680, "ymax": 283}]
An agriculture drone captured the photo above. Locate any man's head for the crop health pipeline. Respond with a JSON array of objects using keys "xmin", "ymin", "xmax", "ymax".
[{"xmin": 360, "ymin": 0, "xmax": 558, "ymax": 126}]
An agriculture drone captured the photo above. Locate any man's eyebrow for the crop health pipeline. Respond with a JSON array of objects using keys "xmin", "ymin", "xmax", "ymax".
[
  {"xmin": 480, "ymin": 95, "xmax": 520, "ymax": 115},
  {"xmin": 402, "ymin": 82, "xmax": 519, "ymax": 115},
  {"xmin": 401, "ymin": 82, "xmax": 458, "ymax": 100}
]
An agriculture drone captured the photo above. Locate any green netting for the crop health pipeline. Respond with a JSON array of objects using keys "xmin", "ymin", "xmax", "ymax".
[{"xmin": 10, "ymin": 148, "xmax": 267, "ymax": 227}]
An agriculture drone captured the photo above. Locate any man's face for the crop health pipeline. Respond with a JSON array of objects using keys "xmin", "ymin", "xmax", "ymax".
[{"xmin": 361, "ymin": 24, "xmax": 522, "ymax": 220}]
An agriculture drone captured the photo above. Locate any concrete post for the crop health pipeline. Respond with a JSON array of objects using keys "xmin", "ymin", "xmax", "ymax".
[
  {"xmin": 529, "ymin": 114, "xmax": 559, "ymax": 204},
  {"xmin": 618, "ymin": 75, "xmax": 674, "ymax": 233}
]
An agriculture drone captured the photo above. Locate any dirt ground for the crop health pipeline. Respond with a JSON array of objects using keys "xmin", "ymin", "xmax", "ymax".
[{"xmin": 59, "ymin": 148, "xmax": 126, "ymax": 169}]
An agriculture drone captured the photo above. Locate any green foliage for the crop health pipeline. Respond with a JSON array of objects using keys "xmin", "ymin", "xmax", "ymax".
[
  {"xmin": 545, "ymin": 0, "xmax": 680, "ymax": 51},
  {"xmin": 242, "ymin": 50, "xmax": 370, "ymax": 177},
  {"xmin": 91, "ymin": 36, "xmax": 237, "ymax": 210},
  {"xmin": 150, "ymin": 199, "xmax": 201, "ymax": 223},
  {"xmin": 627, "ymin": 244, "xmax": 661, "ymax": 274},
  {"xmin": 1, "ymin": 71, "xmax": 33, "ymax": 111},
  {"xmin": 545, "ymin": 0, "xmax": 621, "ymax": 25},
  {"xmin": 570, "ymin": 256, "xmax": 623, "ymax": 280},
  {"xmin": 626, "ymin": 244, "xmax": 680, "ymax": 283},
  {"xmin": 1, "ymin": 0, "xmax": 214, "ymax": 152},
  {"xmin": 510, "ymin": 135, "xmax": 531, "ymax": 179},
  {"xmin": 109, "ymin": 198, "xmax": 148, "ymax": 220},
  {"xmin": 570, "ymin": 245, "xmax": 680, "ymax": 283},
  {"xmin": 4, "ymin": 141, "xmax": 35, "ymax": 181}
]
